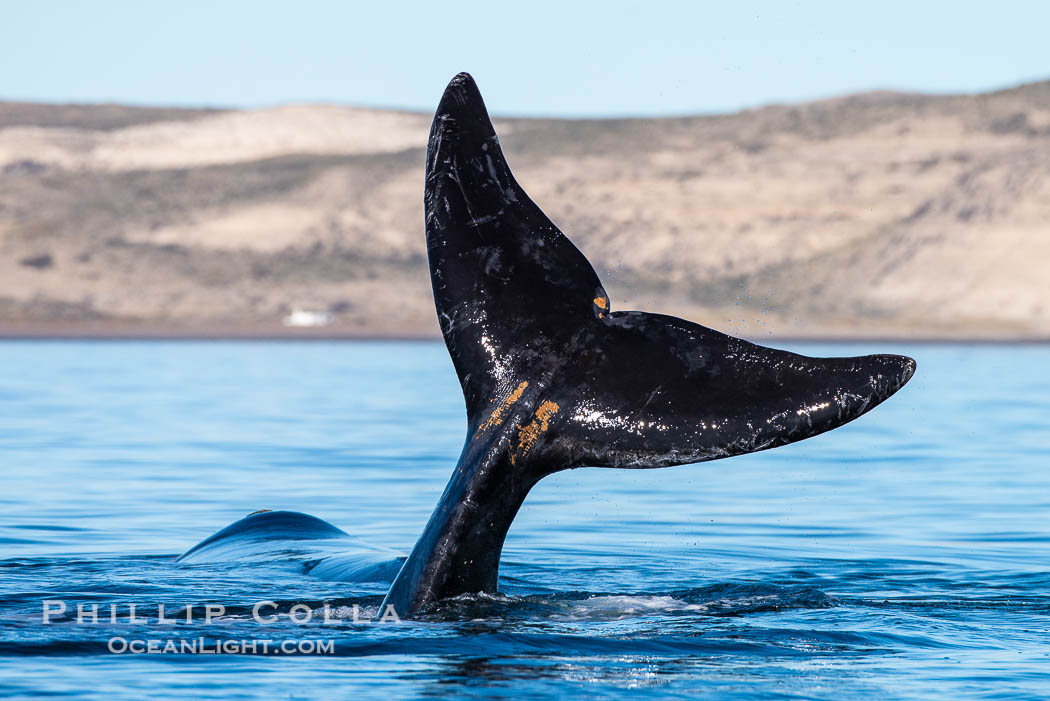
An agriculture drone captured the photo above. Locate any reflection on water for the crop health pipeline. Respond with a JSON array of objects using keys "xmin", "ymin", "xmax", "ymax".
[{"xmin": 0, "ymin": 341, "xmax": 1048, "ymax": 699}]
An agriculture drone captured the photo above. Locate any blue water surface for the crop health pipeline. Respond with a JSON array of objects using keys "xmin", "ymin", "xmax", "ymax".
[{"xmin": 0, "ymin": 340, "xmax": 1047, "ymax": 699}]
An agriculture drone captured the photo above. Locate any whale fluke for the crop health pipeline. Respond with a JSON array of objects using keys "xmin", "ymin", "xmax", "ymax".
[
  {"xmin": 423, "ymin": 72, "xmax": 914, "ymax": 470},
  {"xmin": 379, "ymin": 73, "xmax": 915, "ymax": 616},
  {"xmin": 178, "ymin": 73, "xmax": 916, "ymax": 620}
]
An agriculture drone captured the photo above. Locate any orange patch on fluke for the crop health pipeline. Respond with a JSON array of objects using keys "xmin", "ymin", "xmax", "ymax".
[
  {"xmin": 512, "ymin": 400, "xmax": 560, "ymax": 464},
  {"xmin": 593, "ymin": 296, "xmax": 608, "ymax": 310},
  {"xmin": 475, "ymin": 381, "xmax": 529, "ymax": 437}
]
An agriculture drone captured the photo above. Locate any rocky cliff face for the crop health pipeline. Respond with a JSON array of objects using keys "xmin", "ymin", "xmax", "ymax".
[{"xmin": 1, "ymin": 81, "xmax": 1048, "ymax": 338}]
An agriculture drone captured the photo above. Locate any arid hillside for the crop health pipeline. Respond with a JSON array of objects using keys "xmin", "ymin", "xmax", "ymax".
[{"xmin": 1, "ymin": 81, "xmax": 1049, "ymax": 339}]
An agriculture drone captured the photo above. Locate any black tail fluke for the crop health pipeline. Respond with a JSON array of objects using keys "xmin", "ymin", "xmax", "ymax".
[
  {"xmin": 424, "ymin": 73, "xmax": 915, "ymax": 474},
  {"xmin": 425, "ymin": 73, "xmax": 610, "ymax": 424},
  {"xmin": 382, "ymin": 72, "xmax": 916, "ymax": 618}
]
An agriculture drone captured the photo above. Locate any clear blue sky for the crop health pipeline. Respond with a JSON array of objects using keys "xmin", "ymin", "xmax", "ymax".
[{"xmin": 2, "ymin": 0, "xmax": 1047, "ymax": 117}]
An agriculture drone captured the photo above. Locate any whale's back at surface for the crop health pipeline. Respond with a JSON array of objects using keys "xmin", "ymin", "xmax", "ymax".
[
  {"xmin": 425, "ymin": 73, "xmax": 916, "ymax": 474},
  {"xmin": 177, "ymin": 510, "xmax": 405, "ymax": 583}
]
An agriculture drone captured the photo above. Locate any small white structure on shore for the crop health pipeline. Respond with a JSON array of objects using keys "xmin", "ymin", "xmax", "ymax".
[{"xmin": 282, "ymin": 308, "xmax": 333, "ymax": 328}]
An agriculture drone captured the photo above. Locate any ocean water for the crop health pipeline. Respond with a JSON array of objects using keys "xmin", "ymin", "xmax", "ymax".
[{"xmin": 0, "ymin": 340, "xmax": 1047, "ymax": 699}]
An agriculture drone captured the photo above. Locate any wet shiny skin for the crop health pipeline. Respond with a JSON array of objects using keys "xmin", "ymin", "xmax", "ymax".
[{"xmin": 380, "ymin": 73, "xmax": 913, "ymax": 615}]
